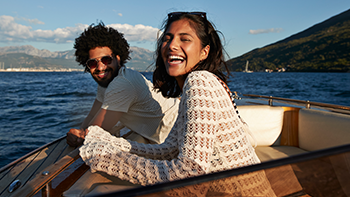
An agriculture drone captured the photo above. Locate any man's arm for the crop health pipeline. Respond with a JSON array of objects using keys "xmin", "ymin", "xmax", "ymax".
[
  {"xmin": 66, "ymin": 99, "xmax": 123, "ymax": 146},
  {"xmin": 81, "ymin": 99, "xmax": 103, "ymax": 130},
  {"xmin": 89, "ymin": 108, "xmax": 124, "ymax": 131}
]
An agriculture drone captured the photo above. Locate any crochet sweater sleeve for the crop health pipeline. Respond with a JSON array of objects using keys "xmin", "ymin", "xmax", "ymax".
[
  {"xmin": 81, "ymin": 125, "xmax": 180, "ymax": 161},
  {"xmin": 79, "ymin": 71, "xmax": 251, "ymax": 186}
]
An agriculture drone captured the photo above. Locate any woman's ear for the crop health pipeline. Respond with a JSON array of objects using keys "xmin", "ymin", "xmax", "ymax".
[{"xmin": 200, "ymin": 45, "xmax": 210, "ymax": 61}]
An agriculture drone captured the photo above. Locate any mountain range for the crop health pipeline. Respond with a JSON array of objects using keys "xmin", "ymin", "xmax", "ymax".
[
  {"xmin": 1, "ymin": 8, "xmax": 350, "ymax": 72},
  {"xmin": 0, "ymin": 46, "xmax": 154, "ymax": 71},
  {"xmin": 226, "ymin": 8, "xmax": 350, "ymax": 72}
]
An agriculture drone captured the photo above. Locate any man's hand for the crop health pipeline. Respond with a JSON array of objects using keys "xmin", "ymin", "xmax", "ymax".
[
  {"xmin": 67, "ymin": 108, "xmax": 122, "ymax": 147},
  {"xmin": 66, "ymin": 128, "xmax": 88, "ymax": 147}
]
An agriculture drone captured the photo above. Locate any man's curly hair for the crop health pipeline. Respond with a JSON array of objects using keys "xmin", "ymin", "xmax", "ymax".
[{"xmin": 74, "ymin": 22, "xmax": 131, "ymax": 72}]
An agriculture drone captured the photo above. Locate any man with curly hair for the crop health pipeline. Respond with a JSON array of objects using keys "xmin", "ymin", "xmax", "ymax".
[{"xmin": 66, "ymin": 22, "xmax": 179, "ymax": 147}]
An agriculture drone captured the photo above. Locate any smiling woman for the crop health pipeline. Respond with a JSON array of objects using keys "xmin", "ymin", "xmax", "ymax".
[
  {"xmin": 78, "ymin": 11, "xmax": 276, "ymax": 196},
  {"xmin": 153, "ymin": 12, "xmax": 228, "ymax": 97}
]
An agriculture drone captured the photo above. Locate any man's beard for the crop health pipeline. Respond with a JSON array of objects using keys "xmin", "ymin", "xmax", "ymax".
[{"xmin": 92, "ymin": 67, "xmax": 119, "ymax": 88}]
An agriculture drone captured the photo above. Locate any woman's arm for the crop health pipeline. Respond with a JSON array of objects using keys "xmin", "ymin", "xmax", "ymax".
[
  {"xmin": 79, "ymin": 72, "xmax": 220, "ymax": 185},
  {"xmin": 80, "ymin": 123, "xmax": 206, "ymax": 186},
  {"xmin": 84, "ymin": 125, "xmax": 179, "ymax": 160}
]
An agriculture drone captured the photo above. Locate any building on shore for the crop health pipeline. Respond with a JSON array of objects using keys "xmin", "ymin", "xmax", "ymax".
[{"xmin": 0, "ymin": 67, "xmax": 83, "ymax": 72}]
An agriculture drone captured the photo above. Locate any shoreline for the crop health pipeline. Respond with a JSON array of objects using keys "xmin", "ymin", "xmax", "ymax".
[{"xmin": 0, "ymin": 68, "xmax": 84, "ymax": 72}]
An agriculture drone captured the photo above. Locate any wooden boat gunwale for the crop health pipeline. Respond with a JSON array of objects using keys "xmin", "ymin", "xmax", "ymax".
[
  {"xmin": 10, "ymin": 148, "xmax": 82, "ymax": 197},
  {"xmin": 0, "ymin": 136, "xmax": 67, "ymax": 174},
  {"xmin": 0, "ymin": 136, "xmax": 79, "ymax": 197}
]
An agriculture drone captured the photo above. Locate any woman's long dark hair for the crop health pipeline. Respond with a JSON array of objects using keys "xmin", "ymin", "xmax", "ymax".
[{"xmin": 153, "ymin": 12, "xmax": 230, "ymax": 98}]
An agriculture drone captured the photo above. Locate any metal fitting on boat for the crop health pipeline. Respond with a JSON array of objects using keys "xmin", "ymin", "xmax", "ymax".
[
  {"xmin": 9, "ymin": 180, "xmax": 21, "ymax": 193},
  {"xmin": 268, "ymin": 96, "xmax": 273, "ymax": 106},
  {"xmin": 42, "ymin": 171, "xmax": 50, "ymax": 176},
  {"xmin": 306, "ymin": 101, "xmax": 311, "ymax": 109}
]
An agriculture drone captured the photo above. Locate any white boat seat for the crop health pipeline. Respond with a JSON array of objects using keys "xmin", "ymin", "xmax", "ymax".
[
  {"xmin": 298, "ymin": 108, "xmax": 350, "ymax": 151},
  {"xmin": 237, "ymin": 105, "xmax": 284, "ymax": 146},
  {"xmin": 239, "ymin": 105, "xmax": 350, "ymax": 162}
]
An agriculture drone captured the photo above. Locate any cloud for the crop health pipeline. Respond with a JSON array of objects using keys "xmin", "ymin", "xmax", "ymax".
[
  {"xmin": 0, "ymin": 15, "xmax": 88, "ymax": 43},
  {"xmin": 249, "ymin": 28, "xmax": 283, "ymax": 35},
  {"xmin": 108, "ymin": 23, "xmax": 159, "ymax": 42},
  {"xmin": 0, "ymin": 15, "xmax": 159, "ymax": 44},
  {"xmin": 19, "ymin": 17, "xmax": 45, "ymax": 25}
]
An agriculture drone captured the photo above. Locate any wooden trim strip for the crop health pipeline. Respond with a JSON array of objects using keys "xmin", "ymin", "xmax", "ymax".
[
  {"xmin": 22, "ymin": 142, "xmax": 60, "ymax": 187},
  {"xmin": 0, "ymin": 136, "xmax": 66, "ymax": 174},
  {"xmin": 11, "ymin": 148, "xmax": 80, "ymax": 197},
  {"xmin": 0, "ymin": 151, "xmax": 42, "ymax": 196}
]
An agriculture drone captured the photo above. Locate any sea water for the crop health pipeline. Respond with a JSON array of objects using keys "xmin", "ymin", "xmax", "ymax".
[{"xmin": 0, "ymin": 71, "xmax": 349, "ymax": 168}]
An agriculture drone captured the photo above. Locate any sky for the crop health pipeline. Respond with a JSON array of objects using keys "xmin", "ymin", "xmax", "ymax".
[{"xmin": 0, "ymin": 0, "xmax": 349, "ymax": 58}]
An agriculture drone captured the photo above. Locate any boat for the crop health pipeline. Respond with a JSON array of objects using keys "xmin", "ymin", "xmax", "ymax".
[
  {"xmin": 243, "ymin": 60, "xmax": 253, "ymax": 73},
  {"xmin": 1, "ymin": 94, "xmax": 350, "ymax": 197}
]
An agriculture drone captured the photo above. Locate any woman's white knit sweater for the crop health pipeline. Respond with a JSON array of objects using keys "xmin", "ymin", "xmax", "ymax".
[{"xmin": 79, "ymin": 70, "xmax": 260, "ymax": 186}]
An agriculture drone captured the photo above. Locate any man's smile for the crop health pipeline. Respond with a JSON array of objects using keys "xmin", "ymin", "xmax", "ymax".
[{"xmin": 95, "ymin": 70, "xmax": 110, "ymax": 78}]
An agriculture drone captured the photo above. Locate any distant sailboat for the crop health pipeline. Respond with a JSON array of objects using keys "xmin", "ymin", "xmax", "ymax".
[
  {"xmin": 0, "ymin": 62, "xmax": 5, "ymax": 71},
  {"xmin": 243, "ymin": 60, "xmax": 253, "ymax": 73}
]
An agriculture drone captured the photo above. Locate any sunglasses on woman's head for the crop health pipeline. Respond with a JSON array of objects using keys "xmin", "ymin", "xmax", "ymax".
[
  {"xmin": 167, "ymin": 12, "xmax": 207, "ymax": 20},
  {"xmin": 167, "ymin": 12, "xmax": 208, "ymax": 35},
  {"xmin": 86, "ymin": 55, "xmax": 113, "ymax": 70}
]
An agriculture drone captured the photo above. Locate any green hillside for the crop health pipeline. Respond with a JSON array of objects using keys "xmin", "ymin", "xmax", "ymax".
[{"xmin": 227, "ymin": 9, "xmax": 350, "ymax": 72}]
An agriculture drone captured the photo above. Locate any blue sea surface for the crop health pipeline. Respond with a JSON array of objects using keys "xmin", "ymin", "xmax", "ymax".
[
  {"xmin": 0, "ymin": 71, "xmax": 349, "ymax": 168},
  {"xmin": 228, "ymin": 72, "xmax": 350, "ymax": 106}
]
